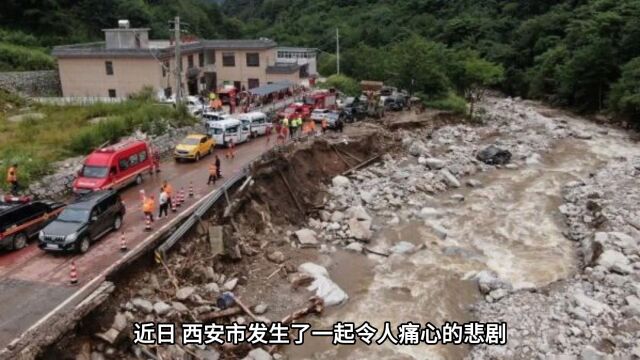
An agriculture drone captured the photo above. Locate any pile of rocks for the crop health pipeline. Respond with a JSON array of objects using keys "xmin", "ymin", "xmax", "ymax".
[{"xmin": 469, "ymin": 144, "xmax": 640, "ymax": 358}]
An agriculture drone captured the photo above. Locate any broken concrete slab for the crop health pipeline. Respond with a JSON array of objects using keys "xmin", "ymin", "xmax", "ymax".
[{"xmin": 208, "ymin": 225, "xmax": 224, "ymax": 256}]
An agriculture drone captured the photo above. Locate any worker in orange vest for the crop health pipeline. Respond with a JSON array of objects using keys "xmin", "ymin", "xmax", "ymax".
[
  {"xmin": 225, "ymin": 139, "xmax": 236, "ymax": 159},
  {"xmin": 143, "ymin": 195, "xmax": 156, "ymax": 222},
  {"xmin": 162, "ymin": 181, "xmax": 173, "ymax": 208},
  {"xmin": 6, "ymin": 163, "xmax": 18, "ymax": 195},
  {"xmin": 207, "ymin": 162, "xmax": 218, "ymax": 185},
  {"xmin": 321, "ymin": 118, "xmax": 329, "ymax": 134}
]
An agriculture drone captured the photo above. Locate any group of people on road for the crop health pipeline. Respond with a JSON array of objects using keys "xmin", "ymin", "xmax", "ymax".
[{"xmin": 272, "ymin": 115, "xmax": 343, "ymax": 145}]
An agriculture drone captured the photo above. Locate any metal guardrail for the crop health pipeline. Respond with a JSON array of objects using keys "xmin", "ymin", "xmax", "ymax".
[{"xmin": 154, "ymin": 152, "xmax": 262, "ymax": 261}]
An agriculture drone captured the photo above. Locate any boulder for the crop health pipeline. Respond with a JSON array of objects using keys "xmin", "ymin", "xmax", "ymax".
[
  {"xmin": 408, "ymin": 141, "xmax": 429, "ymax": 157},
  {"xmin": 622, "ymin": 295, "xmax": 640, "ymax": 317},
  {"xmin": 572, "ymin": 292, "xmax": 611, "ymax": 316},
  {"xmin": 112, "ymin": 312, "xmax": 128, "ymax": 332},
  {"xmin": 176, "ymin": 286, "xmax": 195, "ymax": 301},
  {"xmin": 476, "ymin": 145, "xmax": 512, "ymax": 165},
  {"xmin": 473, "ymin": 270, "xmax": 512, "ymax": 295},
  {"xmin": 224, "ymin": 278, "xmax": 239, "ymax": 291},
  {"xmin": 295, "ymin": 228, "xmax": 318, "ymax": 246},
  {"xmin": 267, "ymin": 251, "xmax": 286, "ymax": 264},
  {"xmin": 418, "ymin": 207, "xmax": 441, "ymax": 219},
  {"xmin": 153, "ymin": 301, "xmax": 172, "ymax": 316},
  {"xmin": 253, "ymin": 303, "xmax": 269, "ymax": 315},
  {"xmin": 204, "ymin": 282, "xmax": 220, "ymax": 294},
  {"xmin": 424, "ymin": 158, "xmax": 446, "ymax": 170},
  {"xmin": 440, "ymin": 169, "xmax": 461, "ymax": 188},
  {"xmin": 330, "ymin": 211, "xmax": 344, "ymax": 223},
  {"xmin": 131, "ymin": 298, "xmax": 153, "ymax": 314},
  {"xmin": 466, "ymin": 179, "xmax": 482, "ymax": 188},
  {"xmin": 597, "ymin": 250, "xmax": 632, "ymax": 274},
  {"xmin": 348, "ymin": 218, "xmax": 372, "ymax": 241},
  {"xmin": 244, "ymin": 348, "xmax": 272, "ymax": 360},
  {"xmin": 171, "ymin": 302, "xmax": 189, "ymax": 313},
  {"xmin": 346, "ymin": 206, "xmax": 372, "ymax": 221},
  {"xmin": 332, "ymin": 176, "xmax": 351, "ymax": 188},
  {"xmin": 298, "ymin": 263, "xmax": 348, "ymax": 306},
  {"xmin": 345, "ymin": 242, "xmax": 364, "ymax": 253}
]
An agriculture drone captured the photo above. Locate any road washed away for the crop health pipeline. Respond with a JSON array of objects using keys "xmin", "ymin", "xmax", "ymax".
[{"xmin": 287, "ymin": 97, "xmax": 640, "ymax": 359}]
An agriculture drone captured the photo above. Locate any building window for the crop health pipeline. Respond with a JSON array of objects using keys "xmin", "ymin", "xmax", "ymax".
[
  {"xmin": 198, "ymin": 52, "xmax": 204, "ymax": 67},
  {"xmin": 248, "ymin": 78, "xmax": 260, "ymax": 89},
  {"xmin": 108, "ymin": 89, "xmax": 117, "ymax": 98},
  {"xmin": 233, "ymin": 81, "xmax": 241, "ymax": 90},
  {"xmin": 223, "ymin": 52, "xmax": 235, "ymax": 67},
  {"xmin": 188, "ymin": 55, "xmax": 194, "ymax": 68},
  {"xmin": 105, "ymin": 61, "xmax": 114, "ymax": 75},
  {"xmin": 246, "ymin": 53, "xmax": 260, "ymax": 67}
]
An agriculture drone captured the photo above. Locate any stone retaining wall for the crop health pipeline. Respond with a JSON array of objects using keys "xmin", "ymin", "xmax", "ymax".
[{"xmin": 0, "ymin": 70, "xmax": 61, "ymax": 97}]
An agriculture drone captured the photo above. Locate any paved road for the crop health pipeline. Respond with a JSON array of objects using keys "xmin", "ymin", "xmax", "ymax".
[{"xmin": 0, "ymin": 135, "xmax": 277, "ymax": 348}]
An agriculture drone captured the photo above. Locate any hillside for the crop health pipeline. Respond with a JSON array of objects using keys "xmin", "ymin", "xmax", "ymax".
[
  {"xmin": 223, "ymin": 0, "xmax": 640, "ymax": 118},
  {"xmin": 0, "ymin": 0, "xmax": 639, "ymax": 120},
  {"xmin": 0, "ymin": 0, "xmax": 243, "ymax": 71}
]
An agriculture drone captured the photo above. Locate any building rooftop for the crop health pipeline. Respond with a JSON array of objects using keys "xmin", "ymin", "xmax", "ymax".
[{"xmin": 52, "ymin": 38, "xmax": 278, "ymax": 59}]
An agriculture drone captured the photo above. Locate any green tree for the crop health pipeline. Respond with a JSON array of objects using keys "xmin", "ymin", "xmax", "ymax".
[
  {"xmin": 609, "ymin": 57, "xmax": 640, "ymax": 122},
  {"xmin": 320, "ymin": 74, "xmax": 359, "ymax": 96},
  {"xmin": 451, "ymin": 52, "xmax": 504, "ymax": 116}
]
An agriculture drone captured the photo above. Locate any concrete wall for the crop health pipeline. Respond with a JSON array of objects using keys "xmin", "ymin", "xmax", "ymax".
[
  {"xmin": 58, "ymin": 58, "xmax": 162, "ymax": 97},
  {"xmin": 215, "ymin": 48, "xmax": 277, "ymax": 90},
  {"xmin": 0, "ymin": 70, "xmax": 61, "ymax": 97}
]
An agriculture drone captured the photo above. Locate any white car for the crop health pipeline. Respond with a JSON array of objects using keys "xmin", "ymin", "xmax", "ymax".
[
  {"xmin": 310, "ymin": 108, "xmax": 331, "ymax": 122},
  {"xmin": 159, "ymin": 95, "xmax": 206, "ymax": 116}
]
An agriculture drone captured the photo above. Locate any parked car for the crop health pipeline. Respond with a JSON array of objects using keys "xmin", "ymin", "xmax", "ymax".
[
  {"xmin": 0, "ymin": 196, "xmax": 65, "ymax": 251},
  {"xmin": 310, "ymin": 108, "xmax": 331, "ymax": 122},
  {"xmin": 343, "ymin": 98, "xmax": 366, "ymax": 122},
  {"xmin": 160, "ymin": 95, "xmax": 205, "ymax": 116},
  {"xmin": 72, "ymin": 139, "xmax": 155, "ymax": 194},
  {"xmin": 39, "ymin": 190, "xmax": 125, "ymax": 253},
  {"xmin": 174, "ymin": 134, "xmax": 215, "ymax": 162},
  {"xmin": 384, "ymin": 95, "xmax": 407, "ymax": 111},
  {"xmin": 237, "ymin": 112, "xmax": 268, "ymax": 137},
  {"xmin": 207, "ymin": 118, "xmax": 250, "ymax": 146},
  {"xmin": 201, "ymin": 110, "xmax": 228, "ymax": 123}
]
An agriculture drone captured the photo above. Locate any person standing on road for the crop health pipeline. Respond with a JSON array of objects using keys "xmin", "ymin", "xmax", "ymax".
[
  {"xmin": 207, "ymin": 162, "xmax": 218, "ymax": 185},
  {"xmin": 215, "ymin": 155, "xmax": 221, "ymax": 178},
  {"xmin": 158, "ymin": 188, "xmax": 169, "ymax": 219},
  {"xmin": 266, "ymin": 122, "xmax": 273, "ymax": 145},
  {"xmin": 162, "ymin": 181, "xmax": 173, "ymax": 207},
  {"xmin": 336, "ymin": 118, "xmax": 344, "ymax": 133},
  {"xmin": 225, "ymin": 139, "xmax": 236, "ymax": 159},
  {"xmin": 6, "ymin": 163, "xmax": 18, "ymax": 195},
  {"xmin": 143, "ymin": 194, "xmax": 156, "ymax": 222}
]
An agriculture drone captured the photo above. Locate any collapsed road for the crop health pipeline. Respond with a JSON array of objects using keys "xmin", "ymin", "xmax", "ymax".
[
  {"xmin": 0, "ymin": 135, "xmax": 279, "ymax": 359},
  {"xmin": 29, "ymin": 96, "xmax": 640, "ymax": 360}
]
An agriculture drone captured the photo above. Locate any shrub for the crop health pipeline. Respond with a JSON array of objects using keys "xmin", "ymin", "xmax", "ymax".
[
  {"xmin": 422, "ymin": 92, "xmax": 468, "ymax": 114},
  {"xmin": 320, "ymin": 74, "xmax": 360, "ymax": 96}
]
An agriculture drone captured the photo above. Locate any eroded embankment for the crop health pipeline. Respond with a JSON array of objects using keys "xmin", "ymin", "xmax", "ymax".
[{"xmin": 38, "ymin": 121, "xmax": 401, "ymax": 360}]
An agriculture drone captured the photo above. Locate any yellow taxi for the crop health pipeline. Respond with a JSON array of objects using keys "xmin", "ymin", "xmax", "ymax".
[{"xmin": 174, "ymin": 134, "xmax": 215, "ymax": 162}]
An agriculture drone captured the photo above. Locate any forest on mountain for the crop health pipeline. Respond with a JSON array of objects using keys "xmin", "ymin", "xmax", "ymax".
[{"xmin": 0, "ymin": 0, "xmax": 639, "ymax": 119}]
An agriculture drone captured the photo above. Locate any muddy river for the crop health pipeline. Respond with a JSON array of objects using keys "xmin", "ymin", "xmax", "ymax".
[{"xmin": 285, "ymin": 102, "xmax": 639, "ymax": 359}]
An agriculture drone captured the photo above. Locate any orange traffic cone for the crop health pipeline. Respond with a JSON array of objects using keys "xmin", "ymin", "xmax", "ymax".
[
  {"xmin": 189, "ymin": 182, "xmax": 194, "ymax": 197},
  {"xmin": 179, "ymin": 188, "xmax": 185, "ymax": 205},
  {"xmin": 171, "ymin": 199, "xmax": 177, "ymax": 212},
  {"xmin": 120, "ymin": 232, "xmax": 127, "ymax": 252},
  {"xmin": 144, "ymin": 215, "xmax": 152, "ymax": 231},
  {"xmin": 69, "ymin": 261, "xmax": 78, "ymax": 285}
]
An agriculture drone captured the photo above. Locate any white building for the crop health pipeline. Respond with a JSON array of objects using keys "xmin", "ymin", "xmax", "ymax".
[{"xmin": 276, "ymin": 47, "xmax": 318, "ymax": 81}]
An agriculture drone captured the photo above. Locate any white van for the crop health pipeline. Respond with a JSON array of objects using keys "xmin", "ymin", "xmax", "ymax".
[
  {"xmin": 207, "ymin": 118, "xmax": 250, "ymax": 146},
  {"xmin": 202, "ymin": 110, "xmax": 228, "ymax": 123},
  {"xmin": 237, "ymin": 112, "xmax": 268, "ymax": 137}
]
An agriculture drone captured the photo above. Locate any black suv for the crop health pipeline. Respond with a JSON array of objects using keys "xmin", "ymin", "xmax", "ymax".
[
  {"xmin": 0, "ymin": 196, "xmax": 65, "ymax": 251},
  {"xmin": 39, "ymin": 190, "xmax": 125, "ymax": 253}
]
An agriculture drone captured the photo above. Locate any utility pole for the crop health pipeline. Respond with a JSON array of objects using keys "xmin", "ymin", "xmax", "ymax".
[
  {"xmin": 336, "ymin": 27, "xmax": 340, "ymax": 75},
  {"xmin": 174, "ymin": 16, "xmax": 182, "ymax": 106}
]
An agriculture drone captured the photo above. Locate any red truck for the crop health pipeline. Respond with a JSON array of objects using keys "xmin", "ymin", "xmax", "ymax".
[
  {"xmin": 72, "ymin": 139, "xmax": 158, "ymax": 193},
  {"xmin": 277, "ymin": 102, "xmax": 313, "ymax": 120},
  {"xmin": 304, "ymin": 90, "xmax": 337, "ymax": 110}
]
